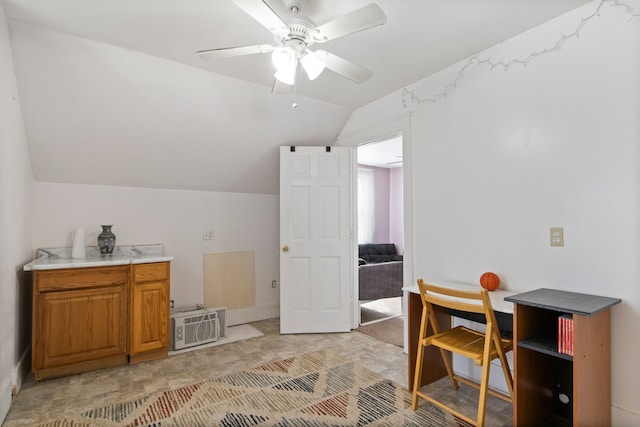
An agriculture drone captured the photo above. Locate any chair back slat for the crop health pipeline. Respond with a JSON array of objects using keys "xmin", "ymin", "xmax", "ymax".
[
  {"xmin": 419, "ymin": 280, "xmax": 489, "ymax": 315},
  {"xmin": 424, "ymin": 293, "xmax": 486, "ymax": 314}
]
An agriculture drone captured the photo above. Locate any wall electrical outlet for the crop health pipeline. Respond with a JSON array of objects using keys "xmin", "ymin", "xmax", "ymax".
[
  {"xmin": 272, "ymin": 280, "xmax": 277, "ymax": 288},
  {"xmin": 550, "ymin": 227, "xmax": 564, "ymax": 247},
  {"xmin": 203, "ymin": 230, "xmax": 215, "ymax": 240}
]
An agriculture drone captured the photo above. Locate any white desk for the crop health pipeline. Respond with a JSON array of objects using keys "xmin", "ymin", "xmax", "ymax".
[
  {"xmin": 404, "ymin": 279, "xmax": 516, "ymax": 314},
  {"xmin": 404, "ymin": 279, "xmax": 515, "ymax": 389}
]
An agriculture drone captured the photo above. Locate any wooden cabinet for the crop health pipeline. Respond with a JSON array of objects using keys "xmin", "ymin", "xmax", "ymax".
[
  {"xmin": 31, "ymin": 261, "xmax": 171, "ymax": 380},
  {"xmin": 32, "ymin": 266, "xmax": 129, "ymax": 381},
  {"xmin": 129, "ymin": 262, "xmax": 170, "ymax": 363},
  {"xmin": 506, "ymin": 289, "xmax": 620, "ymax": 426}
]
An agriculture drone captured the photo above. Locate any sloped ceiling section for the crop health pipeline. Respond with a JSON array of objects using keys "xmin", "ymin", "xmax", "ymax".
[
  {"xmin": 2, "ymin": 0, "xmax": 591, "ymax": 195},
  {"xmin": 8, "ymin": 20, "xmax": 350, "ymax": 194}
]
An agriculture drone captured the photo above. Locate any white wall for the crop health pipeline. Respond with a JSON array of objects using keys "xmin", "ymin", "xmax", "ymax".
[
  {"xmin": 360, "ymin": 165, "xmax": 405, "ymax": 249},
  {"xmin": 32, "ymin": 183, "xmax": 280, "ymax": 325},
  {"xmin": 340, "ymin": 1, "xmax": 640, "ymax": 424},
  {"xmin": 371, "ymin": 166, "xmax": 390, "ymax": 243},
  {"xmin": 389, "ymin": 167, "xmax": 404, "ymax": 254},
  {"xmin": 0, "ymin": 4, "xmax": 33, "ymax": 424}
]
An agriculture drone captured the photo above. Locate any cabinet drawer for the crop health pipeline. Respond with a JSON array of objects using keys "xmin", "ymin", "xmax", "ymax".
[
  {"xmin": 132, "ymin": 262, "xmax": 169, "ymax": 282},
  {"xmin": 35, "ymin": 266, "xmax": 129, "ymax": 292}
]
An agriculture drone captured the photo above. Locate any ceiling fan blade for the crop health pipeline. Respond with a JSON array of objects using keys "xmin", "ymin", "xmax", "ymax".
[
  {"xmin": 231, "ymin": 0, "xmax": 287, "ymax": 34},
  {"xmin": 314, "ymin": 4, "xmax": 386, "ymax": 43},
  {"xmin": 314, "ymin": 50, "xmax": 373, "ymax": 84},
  {"xmin": 197, "ymin": 44, "xmax": 274, "ymax": 59}
]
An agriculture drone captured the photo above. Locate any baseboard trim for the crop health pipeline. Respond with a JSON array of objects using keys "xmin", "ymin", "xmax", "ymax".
[
  {"xmin": 0, "ymin": 345, "xmax": 32, "ymax": 425},
  {"xmin": 0, "ymin": 377, "xmax": 12, "ymax": 425},
  {"xmin": 14, "ymin": 345, "xmax": 30, "ymax": 393},
  {"xmin": 612, "ymin": 404, "xmax": 640, "ymax": 426},
  {"xmin": 227, "ymin": 303, "xmax": 279, "ymax": 326}
]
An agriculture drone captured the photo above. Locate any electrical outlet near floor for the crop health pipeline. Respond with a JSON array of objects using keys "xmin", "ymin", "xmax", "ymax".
[{"xmin": 550, "ymin": 227, "xmax": 564, "ymax": 247}]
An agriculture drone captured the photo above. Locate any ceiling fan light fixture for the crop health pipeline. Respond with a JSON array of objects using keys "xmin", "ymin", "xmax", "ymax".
[
  {"xmin": 274, "ymin": 61, "xmax": 297, "ymax": 85},
  {"xmin": 300, "ymin": 52, "xmax": 325, "ymax": 80},
  {"xmin": 271, "ymin": 46, "xmax": 296, "ymax": 71}
]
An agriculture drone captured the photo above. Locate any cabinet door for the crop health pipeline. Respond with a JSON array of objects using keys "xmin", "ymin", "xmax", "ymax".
[
  {"xmin": 34, "ymin": 284, "xmax": 128, "ymax": 370},
  {"xmin": 130, "ymin": 280, "xmax": 169, "ymax": 355}
]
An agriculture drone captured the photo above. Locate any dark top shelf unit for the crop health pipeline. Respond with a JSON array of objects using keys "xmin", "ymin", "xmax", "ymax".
[
  {"xmin": 505, "ymin": 288, "xmax": 621, "ymax": 427},
  {"xmin": 504, "ymin": 288, "xmax": 621, "ymax": 316}
]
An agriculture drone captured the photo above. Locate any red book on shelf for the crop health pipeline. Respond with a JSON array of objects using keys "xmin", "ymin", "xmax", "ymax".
[
  {"xmin": 558, "ymin": 316, "xmax": 563, "ymax": 353},
  {"xmin": 563, "ymin": 315, "xmax": 568, "ymax": 354},
  {"xmin": 568, "ymin": 316, "xmax": 574, "ymax": 356},
  {"xmin": 558, "ymin": 314, "xmax": 572, "ymax": 355},
  {"xmin": 564, "ymin": 316, "xmax": 568, "ymax": 354}
]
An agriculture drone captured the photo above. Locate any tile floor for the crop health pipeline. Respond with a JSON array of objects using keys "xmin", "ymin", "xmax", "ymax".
[{"xmin": 3, "ymin": 318, "xmax": 512, "ymax": 426}]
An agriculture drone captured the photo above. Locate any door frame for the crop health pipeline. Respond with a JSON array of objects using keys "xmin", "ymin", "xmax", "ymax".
[{"xmin": 337, "ymin": 113, "xmax": 413, "ymax": 352}]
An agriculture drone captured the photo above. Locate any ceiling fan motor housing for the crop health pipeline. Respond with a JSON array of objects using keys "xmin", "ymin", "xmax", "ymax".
[{"xmin": 276, "ymin": 15, "xmax": 318, "ymax": 56}]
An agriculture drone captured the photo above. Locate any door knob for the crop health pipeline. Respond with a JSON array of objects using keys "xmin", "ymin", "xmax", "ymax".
[{"xmin": 282, "ymin": 245, "xmax": 289, "ymax": 252}]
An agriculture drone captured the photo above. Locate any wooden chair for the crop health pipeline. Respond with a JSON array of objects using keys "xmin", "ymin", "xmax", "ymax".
[{"xmin": 411, "ymin": 279, "xmax": 514, "ymax": 426}]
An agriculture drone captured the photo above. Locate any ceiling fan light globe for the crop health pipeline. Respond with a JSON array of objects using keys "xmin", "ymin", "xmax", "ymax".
[
  {"xmin": 301, "ymin": 53, "xmax": 325, "ymax": 80},
  {"xmin": 272, "ymin": 46, "xmax": 296, "ymax": 71},
  {"xmin": 274, "ymin": 68, "xmax": 296, "ymax": 85}
]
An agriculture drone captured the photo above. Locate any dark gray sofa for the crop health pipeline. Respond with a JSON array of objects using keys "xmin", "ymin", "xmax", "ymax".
[{"xmin": 358, "ymin": 243, "xmax": 403, "ymax": 300}]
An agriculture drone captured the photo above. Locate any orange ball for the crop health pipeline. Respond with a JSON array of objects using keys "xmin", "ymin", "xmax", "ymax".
[{"xmin": 480, "ymin": 272, "xmax": 500, "ymax": 291}]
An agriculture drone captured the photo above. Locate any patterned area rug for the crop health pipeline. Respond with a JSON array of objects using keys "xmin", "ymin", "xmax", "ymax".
[{"xmin": 38, "ymin": 350, "xmax": 469, "ymax": 426}]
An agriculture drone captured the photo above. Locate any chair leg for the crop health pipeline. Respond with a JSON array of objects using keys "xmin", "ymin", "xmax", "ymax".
[
  {"xmin": 411, "ymin": 340, "xmax": 425, "ymax": 410},
  {"xmin": 412, "ymin": 306, "xmax": 429, "ymax": 410},
  {"xmin": 493, "ymin": 334, "xmax": 514, "ymax": 400},
  {"xmin": 426, "ymin": 308, "xmax": 458, "ymax": 389},
  {"xmin": 497, "ymin": 348, "xmax": 514, "ymax": 400},
  {"xmin": 476, "ymin": 358, "xmax": 491, "ymax": 427},
  {"xmin": 476, "ymin": 338, "xmax": 495, "ymax": 427},
  {"xmin": 439, "ymin": 348, "xmax": 458, "ymax": 389}
]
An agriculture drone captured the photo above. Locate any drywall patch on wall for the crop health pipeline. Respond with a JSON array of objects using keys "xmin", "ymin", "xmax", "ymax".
[{"xmin": 203, "ymin": 251, "xmax": 255, "ymax": 309}]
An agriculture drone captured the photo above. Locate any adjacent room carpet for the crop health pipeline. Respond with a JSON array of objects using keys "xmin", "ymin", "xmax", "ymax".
[
  {"xmin": 357, "ymin": 316, "xmax": 404, "ymax": 347},
  {"xmin": 37, "ymin": 349, "xmax": 468, "ymax": 426}
]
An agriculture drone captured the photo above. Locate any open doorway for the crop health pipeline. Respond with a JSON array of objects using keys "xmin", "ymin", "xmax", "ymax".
[{"xmin": 356, "ymin": 136, "xmax": 404, "ymax": 329}]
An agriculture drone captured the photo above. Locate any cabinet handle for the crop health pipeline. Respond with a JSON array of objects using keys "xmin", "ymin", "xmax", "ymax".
[{"xmin": 282, "ymin": 245, "xmax": 289, "ymax": 252}]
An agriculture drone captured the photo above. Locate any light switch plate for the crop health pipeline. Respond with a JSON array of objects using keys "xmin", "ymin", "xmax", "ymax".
[{"xmin": 550, "ymin": 227, "xmax": 564, "ymax": 247}]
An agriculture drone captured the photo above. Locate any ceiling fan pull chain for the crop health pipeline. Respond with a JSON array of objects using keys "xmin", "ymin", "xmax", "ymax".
[{"xmin": 292, "ymin": 66, "xmax": 298, "ymax": 108}]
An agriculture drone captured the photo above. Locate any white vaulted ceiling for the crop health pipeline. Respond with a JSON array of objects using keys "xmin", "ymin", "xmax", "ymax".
[{"xmin": 1, "ymin": 0, "xmax": 591, "ymax": 194}]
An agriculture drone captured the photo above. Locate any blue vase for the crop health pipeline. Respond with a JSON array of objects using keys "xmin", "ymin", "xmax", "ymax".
[{"xmin": 97, "ymin": 225, "xmax": 116, "ymax": 256}]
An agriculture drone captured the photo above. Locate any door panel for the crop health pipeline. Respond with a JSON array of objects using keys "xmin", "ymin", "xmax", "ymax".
[{"xmin": 280, "ymin": 146, "xmax": 352, "ymax": 333}]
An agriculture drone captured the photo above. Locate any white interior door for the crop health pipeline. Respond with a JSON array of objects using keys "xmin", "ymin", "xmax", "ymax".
[{"xmin": 280, "ymin": 146, "xmax": 353, "ymax": 334}]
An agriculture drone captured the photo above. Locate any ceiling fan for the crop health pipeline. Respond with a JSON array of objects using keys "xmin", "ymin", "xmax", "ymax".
[{"xmin": 197, "ymin": 0, "xmax": 387, "ymax": 88}]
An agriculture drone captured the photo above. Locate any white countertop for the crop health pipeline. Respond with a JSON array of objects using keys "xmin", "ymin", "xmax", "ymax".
[
  {"xmin": 404, "ymin": 278, "xmax": 516, "ymax": 314},
  {"xmin": 24, "ymin": 244, "xmax": 173, "ymax": 271}
]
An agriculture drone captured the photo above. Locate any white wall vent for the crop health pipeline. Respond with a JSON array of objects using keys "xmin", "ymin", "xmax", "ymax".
[{"xmin": 171, "ymin": 306, "xmax": 227, "ymax": 350}]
